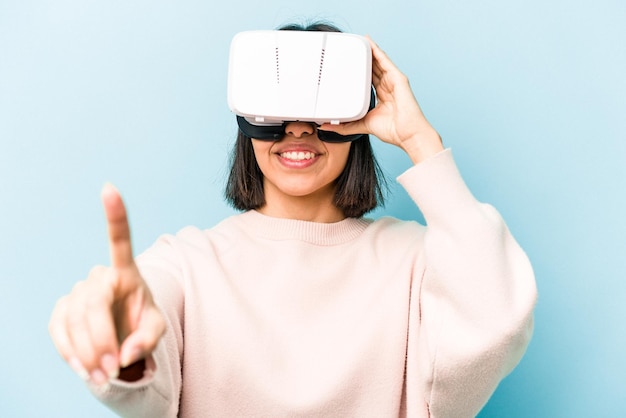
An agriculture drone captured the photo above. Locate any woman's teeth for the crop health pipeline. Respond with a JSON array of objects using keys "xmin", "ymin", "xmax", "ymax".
[{"xmin": 280, "ymin": 151, "xmax": 316, "ymax": 161}]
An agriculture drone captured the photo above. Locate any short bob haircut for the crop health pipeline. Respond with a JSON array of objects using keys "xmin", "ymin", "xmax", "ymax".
[{"xmin": 225, "ymin": 21, "xmax": 386, "ymax": 218}]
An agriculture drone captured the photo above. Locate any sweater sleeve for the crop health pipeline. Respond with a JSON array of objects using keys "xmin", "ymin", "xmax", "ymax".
[
  {"xmin": 397, "ymin": 149, "xmax": 537, "ymax": 417},
  {"xmin": 89, "ymin": 235, "xmax": 185, "ymax": 418}
]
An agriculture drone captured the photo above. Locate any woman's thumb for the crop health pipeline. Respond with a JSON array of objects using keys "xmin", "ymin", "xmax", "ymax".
[{"xmin": 119, "ymin": 307, "xmax": 166, "ymax": 368}]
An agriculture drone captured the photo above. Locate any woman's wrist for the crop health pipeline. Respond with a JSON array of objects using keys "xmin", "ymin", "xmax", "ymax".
[{"xmin": 400, "ymin": 129, "xmax": 445, "ymax": 164}]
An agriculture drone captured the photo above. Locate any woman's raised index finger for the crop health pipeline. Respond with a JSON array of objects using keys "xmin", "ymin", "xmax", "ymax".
[{"xmin": 101, "ymin": 183, "xmax": 134, "ymax": 268}]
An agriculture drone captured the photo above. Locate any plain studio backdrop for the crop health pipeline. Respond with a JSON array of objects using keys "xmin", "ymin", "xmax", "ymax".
[{"xmin": 1, "ymin": 0, "xmax": 624, "ymax": 416}]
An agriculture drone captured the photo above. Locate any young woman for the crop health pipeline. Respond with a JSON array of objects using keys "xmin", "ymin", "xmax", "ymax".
[{"xmin": 49, "ymin": 23, "xmax": 537, "ymax": 417}]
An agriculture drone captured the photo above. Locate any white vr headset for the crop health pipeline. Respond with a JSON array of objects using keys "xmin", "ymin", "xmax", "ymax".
[{"xmin": 227, "ymin": 30, "xmax": 375, "ymax": 142}]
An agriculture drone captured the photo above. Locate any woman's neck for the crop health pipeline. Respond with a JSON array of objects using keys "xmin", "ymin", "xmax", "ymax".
[{"xmin": 258, "ymin": 186, "xmax": 346, "ymax": 223}]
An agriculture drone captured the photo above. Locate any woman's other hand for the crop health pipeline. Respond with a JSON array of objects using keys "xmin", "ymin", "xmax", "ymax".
[{"xmin": 320, "ymin": 37, "xmax": 444, "ymax": 164}]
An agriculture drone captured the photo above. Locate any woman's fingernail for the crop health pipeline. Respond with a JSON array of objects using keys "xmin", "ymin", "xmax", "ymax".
[
  {"xmin": 90, "ymin": 368, "xmax": 108, "ymax": 386},
  {"xmin": 68, "ymin": 357, "xmax": 89, "ymax": 381},
  {"xmin": 101, "ymin": 182, "xmax": 119, "ymax": 196},
  {"xmin": 101, "ymin": 354, "xmax": 119, "ymax": 379},
  {"xmin": 89, "ymin": 369, "xmax": 109, "ymax": 386},
  {"xmin": 120, "ymin": 347, "xmax": 142, "ymax": 368},
  {"xmin": 95, "ymin": 382, "xmax": 111, "ymax": 393}
]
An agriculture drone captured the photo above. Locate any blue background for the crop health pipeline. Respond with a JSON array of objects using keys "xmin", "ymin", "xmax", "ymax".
[{"xmin": 1, "ymin": 0, "xmax": 624, "ymax": 416}]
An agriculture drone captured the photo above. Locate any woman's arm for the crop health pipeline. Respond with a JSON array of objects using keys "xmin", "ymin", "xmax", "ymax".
[
  {"xmin": 325, "ymin": 37, "xmax": 537, "ymax": 415},
  {"xmin": 399, "ymin": 150, "xmax": 536, "ymax": 416}
]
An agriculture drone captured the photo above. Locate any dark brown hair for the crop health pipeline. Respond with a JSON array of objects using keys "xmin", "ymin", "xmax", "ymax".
[{"xmin": 224, "ymin": 21, "xmax": 386, "ymax": 218}]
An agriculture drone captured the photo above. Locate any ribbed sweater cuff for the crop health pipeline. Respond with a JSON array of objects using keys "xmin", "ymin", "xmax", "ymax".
[{"xmin": 396, "ymin": 148, "xmax": 478, "ymax": 225}]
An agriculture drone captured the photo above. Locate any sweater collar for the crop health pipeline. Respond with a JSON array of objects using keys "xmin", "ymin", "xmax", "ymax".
[{"xmin": 234, "ymin": 210, "xmax": 372, "ymax": 246}]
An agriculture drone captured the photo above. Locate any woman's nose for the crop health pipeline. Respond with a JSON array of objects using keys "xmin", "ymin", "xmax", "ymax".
[{"xmin": 284, "ymin": 122, "xmax": 315, "ymax": 138}]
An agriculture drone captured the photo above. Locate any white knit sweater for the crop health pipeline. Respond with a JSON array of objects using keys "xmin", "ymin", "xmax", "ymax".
[{"xmin": 93, "ymin": 149, "xmax": 537, "ymax": 417}]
